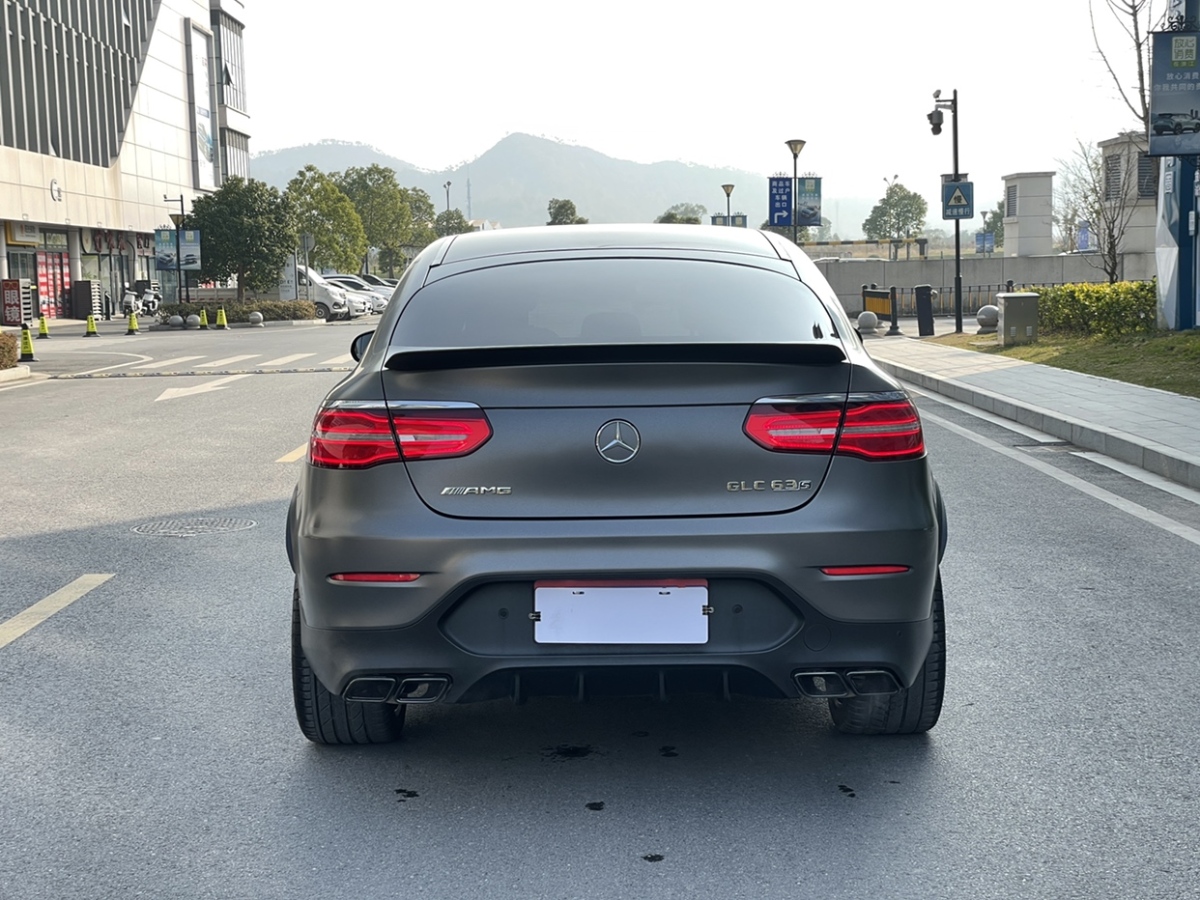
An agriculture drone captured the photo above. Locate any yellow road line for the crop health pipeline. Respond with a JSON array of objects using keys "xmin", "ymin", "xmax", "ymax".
[
  {"xmin": 0, "ymin": 574, "xmax": 115, "ymax": 650},
  {"xmin": 276, "ymin": 442, "xmax": 308, "ymax": 463}
]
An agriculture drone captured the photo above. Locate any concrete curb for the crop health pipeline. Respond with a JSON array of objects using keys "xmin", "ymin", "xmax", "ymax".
[
  {"xmin": 877, "ymin": 358, "xmax": 1200, "ymax": 491},
  {"xmin": 0, "ymin": 364, "xmax": 31, "ymax": 384}
]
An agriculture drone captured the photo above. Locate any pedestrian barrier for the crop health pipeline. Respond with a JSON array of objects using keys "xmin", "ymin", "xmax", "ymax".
[
  {"xmin": 18, "ymin": 323, "xmax": 37, "ymax": 362},
  {"xmin": 126, "ymin": 311, "xmax": 139, "ymax": 335},
  {"xmin": 199, "ymin": 309, "xmax": 209, "ymax": 330},
  {"xmin": 214, "ymin": 307, "xmax": 228, "ymax": 330},
  {"xmin": 36, "ymin": 315, "xmax": 50, "ymax": 339},
  {"xmin": 83, "ymin": 315, "xmax": 99, "ymax": 337}
]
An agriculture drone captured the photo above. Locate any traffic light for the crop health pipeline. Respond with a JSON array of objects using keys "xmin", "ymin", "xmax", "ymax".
[{"xmin": 927, "ymin": 109, "xmax": 943, "ymax": 135}]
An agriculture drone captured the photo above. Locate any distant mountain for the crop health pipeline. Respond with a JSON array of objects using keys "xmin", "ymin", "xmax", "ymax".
[{"xmin": 250, "ymin": 133, "xmax": 872, "ymax": 237}]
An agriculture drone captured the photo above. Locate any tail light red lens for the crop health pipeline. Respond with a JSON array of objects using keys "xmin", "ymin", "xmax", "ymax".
[
  {"xmin": 391, "ymin": 411, "xmax": 492, "ymax": 460},
  {"xmin": 309, "ymin": 408, "xmax": 401, "ymax": 469},
  {"xmin": 309, "ymin": 406, "xmax": 492, "ymax": 468},
  {"xmin": 820, "ymin": 565, "xmax": 911, "ymax": 576},
  {"xmin": 744, "ymin": 393, "xmax": 924, "ymax": 461},
  {"xmin": 329, "ymin": 573, "xmax": 421, "ymax": 583}
]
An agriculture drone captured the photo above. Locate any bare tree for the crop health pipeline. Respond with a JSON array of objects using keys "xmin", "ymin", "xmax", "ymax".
[
  {"xmin": 1089, "ymin": 0, "xmax": 1165, "ymax": 134},
  {"xmin": 1057, "ymin": 136, "xmax": 1147, "ymax": 282}
]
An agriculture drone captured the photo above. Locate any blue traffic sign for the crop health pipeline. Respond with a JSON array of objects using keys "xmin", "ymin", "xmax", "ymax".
[
  {"xmin": 942, "ymin": 180, "xmax": 974, "ymax": 220},
  {"xmin": 769, "ymin": 177, "xmax": 792, "ymax": 227}
]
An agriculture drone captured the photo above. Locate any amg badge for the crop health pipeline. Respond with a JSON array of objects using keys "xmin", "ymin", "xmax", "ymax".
[{"xmin": 441, "ymin": 486, "xmax": 512, "ymax": 496}]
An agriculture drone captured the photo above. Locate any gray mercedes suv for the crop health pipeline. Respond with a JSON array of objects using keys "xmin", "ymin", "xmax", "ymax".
[{"xmin": 286, "ymin": 224, "xmax": 947, "ymax": 744}]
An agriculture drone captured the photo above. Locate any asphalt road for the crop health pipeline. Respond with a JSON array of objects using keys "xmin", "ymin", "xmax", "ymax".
[{"xmin": 1, "ymin": 324, "xmax": 1199, "ymax": 899}]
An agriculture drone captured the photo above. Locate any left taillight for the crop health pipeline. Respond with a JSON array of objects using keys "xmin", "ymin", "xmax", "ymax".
[
  {"xmin": 308, "ymin": 405, "xmax": 493, "ymax": 469},
  {"xmin": 309, "ymin": 406, "xmax": 401, "ymax": 469}
]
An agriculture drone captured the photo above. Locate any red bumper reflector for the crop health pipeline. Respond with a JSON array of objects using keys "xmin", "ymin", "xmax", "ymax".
[
  {"xmin": 819, "ymin": 565, "xmax": 911, "ymax": 576},
  {"xmin": 329, "ymin": 573, "xmax": 421, "ymax": 583}
]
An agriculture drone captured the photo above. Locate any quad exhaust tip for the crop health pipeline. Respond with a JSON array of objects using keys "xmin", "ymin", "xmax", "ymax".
[
  {"xmin": 343, "ymin": 675, "xmax": 451, "ymax": 704},
  {"xmin": 793, "ymin": 669, "xmax": 900, "ymax": 698}
]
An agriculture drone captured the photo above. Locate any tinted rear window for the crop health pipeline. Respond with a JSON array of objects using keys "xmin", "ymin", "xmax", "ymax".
[{"xmin": 394, "ymin": 259, "xmax": 835, "ymax": 347}]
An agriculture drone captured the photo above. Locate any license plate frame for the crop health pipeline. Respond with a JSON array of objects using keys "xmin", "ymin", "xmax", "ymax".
[{"xmin": 533, "ymin": 579, "xmax": 709, "ymax": 645}]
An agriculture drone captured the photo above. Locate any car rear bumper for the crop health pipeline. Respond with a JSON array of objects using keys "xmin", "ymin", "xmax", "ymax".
[{"xmin": 290, "ymin": 456, "xmax": 942, "ymax": 702}]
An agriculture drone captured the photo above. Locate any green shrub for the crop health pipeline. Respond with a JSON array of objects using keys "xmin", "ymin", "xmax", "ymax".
[
  {"xmin": 159, "ymin": 299, "xmax": 317, "ymax": 323},
  {"xmin": 0, "ymin": 332, "xmax": 16, "ymax": 369},
  {"xmin": 1033, "ymin": 280, "xmax": 1157, "ymax": 337}
]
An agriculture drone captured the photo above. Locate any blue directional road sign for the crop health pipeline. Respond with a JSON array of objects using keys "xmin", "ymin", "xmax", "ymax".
[
  {"xmin": 769, "ymin": 177, "xmax": 792, "ymax": 227},
  {"xmin": 942, "ymin": 180, "xmax": 974, "ymax": 220}
]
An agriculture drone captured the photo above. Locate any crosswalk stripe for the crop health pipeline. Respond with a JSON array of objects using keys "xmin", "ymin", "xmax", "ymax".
[
  {"xmin": 259, "ymin": 353, "xmax": 315, "ymax": 367},
  {"xmin": 131, "ymin": 355, "xmax": 205, "ymax": 370},
  {"xmin": 320, "ymin": 353, "xmax": 353, "ymax": 365},
  {"xmin": 196, "ymin": 354, "xmax": 260, "ymax": 368}
]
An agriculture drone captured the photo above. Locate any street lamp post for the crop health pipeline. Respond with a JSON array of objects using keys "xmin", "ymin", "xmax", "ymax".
[
  {"xmin": 929, "ymin": 89, "xmax": 962, "ymax": 333},
  {"xmin": 164, "ymin": 194, "xmax": 187, "ymax": 302},
  {"xmin": 443, "ymin": 181, "xmax": 451, "ymax": 213},
  {"xmin": 721, "ymin": 184, "xmax": 734, "ymax": 225},
  {"xmin": 785, "ymin": 140, "xmax": 805, "ymax": 245}
]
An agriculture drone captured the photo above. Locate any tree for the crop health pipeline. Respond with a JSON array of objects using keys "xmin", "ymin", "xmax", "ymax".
[
  {"xmin": 435, "ymin": 208, "xmax": 476, "ymax": 237},
  {"xmin": 1090, "ymin": 0, "xmax": 1161, "ymax": 134},
  {"xmin": 547, "ymin": 198, "xmax": 588, "ymax": 225},
  {"xmin": 1056, "ymin": 136, "xmax": 1144, "ymax": 282},
  {"xmin": 656, "ymin": 202, "xmax": 706, "ymax": 224},
  {"xmin": 760, "ymin": 215, "xmax": 810, "ymax": 243},
  {"xmin": 862, "ymin": 182, "xmax": 928, "ymax": 258},
  {"xmin": 981, "ymin": 200, "xmax": 1005, "ymax": 248},
  {"xmin": 284, "ymin": 165, "xmax": 367, "ymax": 273},
  {"xmin": 187, "ymin": 177, "xmax": 295, "ymax": 301},
  {"xmin": 334, "ymin": 164, "xmax": 412, "ymax": 274},
  {"xmin": 655, "ymin": 210, "xmax": 701, "ymax": 224}
]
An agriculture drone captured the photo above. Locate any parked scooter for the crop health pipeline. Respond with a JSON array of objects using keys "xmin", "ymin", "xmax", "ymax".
[{"xmin": 121, "ymin": 289, "xmax": 162, "ymax": 318}]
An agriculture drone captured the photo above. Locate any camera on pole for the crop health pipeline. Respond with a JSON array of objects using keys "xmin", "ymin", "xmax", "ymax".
[{"xmin": 927, "ymin": 109, "xmax": 943, "ymax": 135}]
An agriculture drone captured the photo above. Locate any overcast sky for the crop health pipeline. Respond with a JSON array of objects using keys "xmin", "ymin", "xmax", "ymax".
[{"xmin": 246, "ymin": 0, "xmax": 1149, "ymax": 221}]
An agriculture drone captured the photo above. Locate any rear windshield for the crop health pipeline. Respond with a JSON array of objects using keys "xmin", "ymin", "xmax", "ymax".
[{"xmin": 393, "ymin": 259, "xmax": 836, "ymax": 347}]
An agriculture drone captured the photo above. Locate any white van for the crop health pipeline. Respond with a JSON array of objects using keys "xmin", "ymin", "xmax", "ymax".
[{"xmin": 296, "ymin": 266, "xmax": 357, "ymax": 321}]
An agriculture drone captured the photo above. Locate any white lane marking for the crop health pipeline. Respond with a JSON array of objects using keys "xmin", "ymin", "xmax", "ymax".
[
  {"xmin": 76, "ymin": 353, "xmax": 155, "ymax": 375},
  {"xmin": 259, "ymin": 353, "xmax": 315, "ymax": 368},
  {"xmin": 922, "ymin": 410, "xmax": 1200, "ymax": 548},
  {"xmin": 1071, "ymin": 452, "xmax": 1200, "ymax": 507},
  {"xmin": 277, "ymin": 442, "xmax": 308, "ymax": 463},
  {"xmin": 195, "ymin": 354, "xmax": 259, "ymax": 368},
  {"xmin": 131, "ymin": 355, "xmax": 206, "ymax": 370},
  {"xmin": 907, "ymin": 385, "xmax": 1061, "ymax": 443},
  {"xmin": 154, "ymin": 373, "xmax": 254, "ymax": 401},
  {"xmin": 319, "ymin": 353, "xmax": 353, "ymax": 365},
  {"xmin": 0, "ymin": 574, "xmax": 115, "ymax": 650}
]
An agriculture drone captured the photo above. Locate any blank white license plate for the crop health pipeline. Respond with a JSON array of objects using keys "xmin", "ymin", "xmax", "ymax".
[{"xmin": 533, "ymin": 580, "xmax": 709, "ymax": 645}]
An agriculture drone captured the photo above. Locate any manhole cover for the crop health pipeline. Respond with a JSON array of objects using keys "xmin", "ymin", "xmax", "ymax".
[{"xmin": 131, "ymin": 517, "xmax": 258, "ymax": 538}]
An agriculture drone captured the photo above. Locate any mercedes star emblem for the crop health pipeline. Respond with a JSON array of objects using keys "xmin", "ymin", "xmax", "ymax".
[{"xmin": 595, "ymin": 419, "xmax": 640, "ymax": 464}]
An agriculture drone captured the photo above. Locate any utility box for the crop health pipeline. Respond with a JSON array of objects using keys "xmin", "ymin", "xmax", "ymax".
[{"xmin": 997, "ymin": 292, "xmax": 1038, "ymax": 345}]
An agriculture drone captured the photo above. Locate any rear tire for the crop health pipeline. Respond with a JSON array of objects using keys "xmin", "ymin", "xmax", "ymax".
[
  {"xmin": 314, "ymin": 302, "xmax": 330, "ymax": 321},
  {"xmin": 292, "ymin": 579, "xmax": 406, "ymax": 744},
  {"xmin": 828, "ymin": 574, "xmax": 945, "ymax": 735}
]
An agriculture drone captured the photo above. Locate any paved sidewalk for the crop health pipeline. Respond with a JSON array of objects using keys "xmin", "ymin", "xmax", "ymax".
[{"xmin": 866, "ymin": 318, "xmax": 1200, "ymax": 491}]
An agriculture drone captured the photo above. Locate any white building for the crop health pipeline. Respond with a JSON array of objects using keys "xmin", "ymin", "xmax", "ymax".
[{"xmin": 0, "ymin": 0, "xmax": 249, "ymax": 318}]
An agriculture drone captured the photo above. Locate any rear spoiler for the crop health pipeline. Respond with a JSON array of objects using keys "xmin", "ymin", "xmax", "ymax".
[{"xmin": 385, "ymin": 342, "xmax": 846, "ymax": 372}]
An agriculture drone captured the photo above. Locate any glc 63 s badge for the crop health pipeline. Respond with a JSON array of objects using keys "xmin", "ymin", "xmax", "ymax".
[{"xmin": 727, "ymin": 479, "xmax": 813, "ymax": 492}]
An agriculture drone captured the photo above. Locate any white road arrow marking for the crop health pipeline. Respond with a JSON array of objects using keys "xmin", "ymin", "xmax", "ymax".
[{"xmin": 154, "ymin": 373, "xmax": 253, "ymax": 401}]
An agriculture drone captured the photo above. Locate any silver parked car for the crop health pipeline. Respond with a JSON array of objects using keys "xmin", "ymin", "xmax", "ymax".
[{"xmin": 287, "ymin": 225, "xmax": 948, "ymax": 744}]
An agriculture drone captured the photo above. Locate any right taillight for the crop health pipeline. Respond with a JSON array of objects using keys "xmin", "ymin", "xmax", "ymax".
[
  {"xmin": 744, "ymin": 393, "xmax": 924, "ymax": 461},
  {"xmin": 836, "ymin": 395, "xmax": 924, "ymax": 460}
]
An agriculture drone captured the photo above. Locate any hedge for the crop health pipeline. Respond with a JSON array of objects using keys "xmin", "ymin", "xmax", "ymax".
[
  {"xmin": 1032, "ymin": 280, "xmax": 1157, "ymax": 337},
  {"xmin": 159, "ymin": 299, "xmax": 317, "ymax": 323},
  {"xmin": 0, "ymin": 332, "xmax": 16, "ymax": 369}
]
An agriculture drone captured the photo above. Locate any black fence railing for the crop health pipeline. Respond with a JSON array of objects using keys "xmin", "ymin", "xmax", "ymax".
[{"xmin": 862, "ymin": 282, "xmax": 1065, "ymax": 319}]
